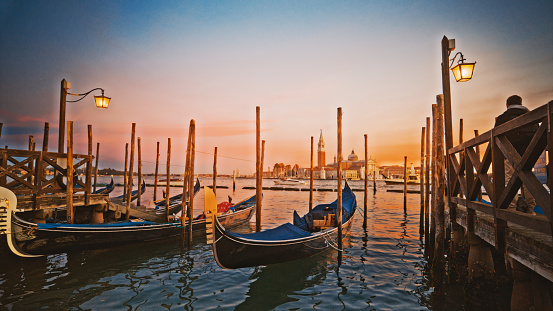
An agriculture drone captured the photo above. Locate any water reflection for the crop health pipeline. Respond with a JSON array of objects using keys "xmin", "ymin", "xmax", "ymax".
[{"xmin": 235, "ymin": 252, "xmax": 332, "ymax": 310}]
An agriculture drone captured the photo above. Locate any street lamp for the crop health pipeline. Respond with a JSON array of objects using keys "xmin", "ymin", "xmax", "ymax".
[
  {"xmin": 441, "ymin": 36, "xmax": 476, "ymax": 151},
  {"xmin": 449, "ymin": 52, "xmax": 476, "ymax": 82},
  {"xmin": 58, "ymin": 79, "xmax": 110, "ymax": 153}
]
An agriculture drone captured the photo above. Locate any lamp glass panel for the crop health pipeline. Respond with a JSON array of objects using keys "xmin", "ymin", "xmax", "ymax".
[
  {"xmin": 451, "ymin": 64, "xmax": 462, "ymax": 82},
  {"xmin": 460, "ymin": 63, "xmax": 475, "ymax": 81},
  {"xmin": 95, "ymin": 96, "xmax": 111, "ymax": 108}
]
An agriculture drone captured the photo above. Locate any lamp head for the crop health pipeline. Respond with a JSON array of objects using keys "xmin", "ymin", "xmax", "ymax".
[
  {"xmin": 94, "ymin": 90, "xmax": 110, "ymax": 108},
  {"xmin": 450, "ymin": 52, "xmax": 476, "ymax": 82}
]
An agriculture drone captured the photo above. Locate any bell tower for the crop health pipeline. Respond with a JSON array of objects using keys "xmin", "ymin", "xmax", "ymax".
[{"xmin": 317, "ymin": 130, "xmax": 326, "ymax": 168}]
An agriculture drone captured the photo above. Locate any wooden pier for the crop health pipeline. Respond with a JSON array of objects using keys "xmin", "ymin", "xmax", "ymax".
[{"xmin": 446, "ymin": 101, "xmax": 553, "ymax": 308}]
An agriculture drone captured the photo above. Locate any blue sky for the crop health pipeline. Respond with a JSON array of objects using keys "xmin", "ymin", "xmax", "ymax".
[{"xmin": 1, "ymin": 0, "xmax": 552, "ymax": 174}]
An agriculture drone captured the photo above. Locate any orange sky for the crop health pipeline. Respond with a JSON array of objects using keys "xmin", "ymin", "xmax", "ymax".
[{"xmin": 1, "ymin": 1, "xmax": 552, "ymax": 174}]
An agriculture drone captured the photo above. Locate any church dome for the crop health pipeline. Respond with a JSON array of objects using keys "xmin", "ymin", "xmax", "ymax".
[{"xmin": 348, "ymin": 149, "xmax": 358, "ymax": 161}]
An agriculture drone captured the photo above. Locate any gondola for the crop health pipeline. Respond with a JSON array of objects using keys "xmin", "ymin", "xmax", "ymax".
[
  {"xmin": 0, "ymin": 186, "xmax": 256, "ymax": 257},
  {"xmin": 93, "ymin": 176, "xmax": 115, "ymax": 195},
  {"xmin": 205, "ymin": 183, "xmax": 356, "ymax": 269},
  {"xmin": 110, "ymin": 180, "xmax": 146, "ymax": 204},
  {"xmin": 153, "ymin": 179, "xmax": 200, "ymax": 215}
]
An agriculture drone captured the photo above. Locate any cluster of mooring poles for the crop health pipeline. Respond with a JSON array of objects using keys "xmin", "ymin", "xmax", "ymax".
[
  {"xmin": 119, "ymin": 121, "xmax": 198, "ymax": 246},
  {"xmin": 418, "ymin": 95, "xmax": 447, "ymax": 295}
]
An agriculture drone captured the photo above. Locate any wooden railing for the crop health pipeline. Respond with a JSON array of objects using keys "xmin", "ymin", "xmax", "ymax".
[
  {"xmin": 448, "ymin": 103, "xmax": 553, "ymax": 251},
  {"xmin": 0, "ymin": 149, "xmax": 94, "ymax": 209}
]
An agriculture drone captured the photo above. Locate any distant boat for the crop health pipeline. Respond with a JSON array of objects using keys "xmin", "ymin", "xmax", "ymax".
[
  {"xmin": 384, "ymin": 163, "xmax": 421, "ymax": 185},
  {"xmin": 157, "ymin": 178, "xmax": 185, "ymax": 187},
  {"xmin": 273, "ymin": 179, "xmax": 306, "ymax": 186},
  {"xmin": 154, "ymin": 179, "xmax": 200, "ymax": 215},
  {"xmin": 93, "ymin": 176, "xmax": 115, "ymax": 195},
  {"xmin": 110, "ymin": 180, "xmax": 146, "ymax": 204}
]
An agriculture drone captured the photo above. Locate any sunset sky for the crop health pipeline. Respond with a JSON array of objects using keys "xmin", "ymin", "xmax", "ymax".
[{"xmin": 1, "ymin": 1, "xmax": 552, "ymax": 175}]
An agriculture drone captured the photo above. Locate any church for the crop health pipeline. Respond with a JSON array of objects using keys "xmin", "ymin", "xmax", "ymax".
[{"xmin": 312, "ymin": 130, "xmax": 379, "ymax": 180}]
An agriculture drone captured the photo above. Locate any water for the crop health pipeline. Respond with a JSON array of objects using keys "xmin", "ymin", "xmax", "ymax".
[{"xmin": 0, "ymin": 177, "xmax": 462, "ymax": 310}]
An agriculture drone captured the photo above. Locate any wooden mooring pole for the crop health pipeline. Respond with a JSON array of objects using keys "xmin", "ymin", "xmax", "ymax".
[
  {"xmin": 433, "ymin": 94, "xmax": 446, "ymax": 293},
  {"xmin": 187, "ymin": 121, "xmax": 196, "ymax": 246},
  {"xmin": 403, "ymin": 156, "xmax": 407, "ymax": 212},
  {"xmin": 309, "ymin": 136, "xmax": 314, "ymax": 212},
  {"xmin": 428, "ymin": 104, "xmax": 437, "ymax": 259},
  {"xmin": 256, "ymin": 106, "xmax": 262, "ymax": 232},
  {"xmin": 337, "ymin": 107, "xmax": 343, "ymax": 263},
  {"xmin": 137, "ymin": 137, "xmax": 142, "ymax": 207},
  {"xmin": 424, "ymin": 117, "xmax": 431, "ymax": 247},
  {"xmin": 43, "ymin": 122, "xmax": 49, "ymax": 152},
  {"xmin": 364, "ymin": 134, "xmax": 368, "ymax": 229},
  {"xmin": 181, "ymin": 120, "xmax": 193, "ymax": 245},
  {"xmin": 94, "ymin": 142, "xmax": 99, "ymax": 192},
  {"xmin": 86, "ymin": 125, "xmax": 92, "ymax": 206},
  {"xmin": 154, "ymin": 141, "xmax": 160, "ymax": 201},
  {"xmin": 66, "ymin": 121, "xmax": 74, "ymax": 224},
  {"xmin": 165, "ymin": 138, "xmax": 171, "ymax": 222},
  {"xmin": 213, "ymin": 147, "xmax": 217, "ymax": 196},
  {"xmin": 123, "ymin": 143, "xmax": 128, "ymax": 200},
  {"xmin": 125, "ymin": 123, "xmax": 136, "ymax": 220},
  {"xmin": 420, "ymin": 126, "xmax": 426, "ymax": 234}
]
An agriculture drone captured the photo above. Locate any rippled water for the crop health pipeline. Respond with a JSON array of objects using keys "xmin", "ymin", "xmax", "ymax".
[{"xmin": 0, "ymin": 177, "xmax": 462, "ymax": 310}]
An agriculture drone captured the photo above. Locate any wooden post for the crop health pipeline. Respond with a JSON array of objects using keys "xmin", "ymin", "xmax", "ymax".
[
  {"xmin": 425, "ymin": 117, "xmax": 431, "ymax": 243},
  {"xmin": 187, "ymin": 121, "xmax": 196, "ymax": 246},
  {"xmin": 403, "ymin": 156, "xmax": 407, "ymax": 212},
  {"xmin": 165, "ymin": 138, "xmax": 171, "ymax": 222},
  {"xmin": 154, "ymin": 141, "xmax": 160, "ymax": 201},
  {"xmin": 182, "ymin": 121, "xmax": 193, "ymax": 242},
  {"xmin": 94, "ymin": 142, "xmax": 99, "ymax": 192},
  {"xmin": 459, "ymin": 119, "xmax": 464, "ymax": 145},
  {"xmin": 28, "ymin": 136, "xmax": 34, "ymax": 184},
  {"xmin": 337, "ymin": 107, "xmax": 343, "ymax": 262},
  {"xmin": 309, "ymin": 136, "xmax": 314, "ymax": 212},
  {"xmin": 373, "ymin": 161, "xmax": 377, "ymax": 194},
  {"xmin": 66, "ymin": 121, "xmax": 74, "ymax": 224},
  {"xmin": 43, "ymin": 122, "xmax": 49, "ymax": 152},
  {"xmin": 420, "ymin": 126, "xmax": 426, "ymax": 234},
  {"xmin": 474, "ymin": 130, "xmax": 482, "ymax": 202},
  {"xmin": 58, "ymin": 79, "xmax": 68, "ymax": 153},
  {"xmin": 137, "ymin": 137, "xmax": 142, "ymax": 207},
  {"xmin": 85, "ymin": 125, "xmax": 92, "ymax": 205},
  {"xmin": 213, "ymin": 147, "xmax": 217, "ymax": 196},
  {"xmin": 123, "ymin": 143, "xmax": 128, "ymax": 200},
  {"xmin": 428, "ymin": 104, "xmax": 438, "ymax": 260},
  {"xmin": 441, "ymin": 36, "xmax": 454, "ymax": 153},
  {"xmin": 233, "ymin": 170, "xmax": 236, "ymax": 191},
  {"xmin": 125, "ymin": 123, "xmax": 136, "ymax": 220},
  {"xmin": 364, "ymin": 134, "xmax": 368, "ymax": 229},
  {"xmin": 433, "ymin": 94, "xmax": 446, "ymax": 293},
  {"xmin": 256, "ymin": 106, "xmax": 262, "ymax": 232}
]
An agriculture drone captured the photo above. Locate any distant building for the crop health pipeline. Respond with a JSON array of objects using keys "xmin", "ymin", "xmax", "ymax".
[{"xmin": 311, "ymin": 131, "xmax": 380, "ymax": 180}]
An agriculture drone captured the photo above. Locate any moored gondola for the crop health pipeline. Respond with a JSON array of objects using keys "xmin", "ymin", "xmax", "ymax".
[
  {"xmin": 0, "ymin": 186, "xmax": 256, "ymax": 257},
  {"xmin": 205, "ymin": 183, "xmax": 356, "ymax": 269},
  {"xmin": 93, "ymin": 176, "xmax": 115, "ymax": 195}
]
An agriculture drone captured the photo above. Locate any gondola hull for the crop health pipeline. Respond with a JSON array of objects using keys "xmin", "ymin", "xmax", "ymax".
[
  {"xmin": 208, "ymin": 183, "xmax": 356, "ymax": 269},
  {"xmin": 212, "ymin": 214, "xmax": 354, "ymax": 269}
]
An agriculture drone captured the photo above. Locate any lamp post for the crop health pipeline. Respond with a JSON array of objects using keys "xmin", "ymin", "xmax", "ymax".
[
  {"xmin": 58, "ymin": 79, "xmax": 110, "ymax": 153},
  {"xmin": 440, "ymin": 36, "xmax": 476, "ymax": 151}
]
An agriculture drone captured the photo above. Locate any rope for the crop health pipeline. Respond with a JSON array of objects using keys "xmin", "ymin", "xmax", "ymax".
[{"xmin": 355, "ymin": 206, "xmax": 370, "ymax": 220}]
